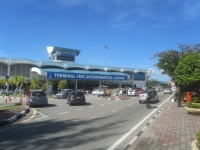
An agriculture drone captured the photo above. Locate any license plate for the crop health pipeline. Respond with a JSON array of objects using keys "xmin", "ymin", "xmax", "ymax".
[{"xmin": 77, "ymin": 97, "xmax": 80, "ymax": 98}]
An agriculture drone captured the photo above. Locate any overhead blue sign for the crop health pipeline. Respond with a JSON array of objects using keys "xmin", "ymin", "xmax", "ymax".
[{"xmin": 47, "ymin": 72, "xmax": 128, "ymax": 80}]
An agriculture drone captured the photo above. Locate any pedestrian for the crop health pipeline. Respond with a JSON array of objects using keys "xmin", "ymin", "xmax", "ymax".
[{"xmin": 145, "ymin": 90, "xmax": 151, "ymax": 109}]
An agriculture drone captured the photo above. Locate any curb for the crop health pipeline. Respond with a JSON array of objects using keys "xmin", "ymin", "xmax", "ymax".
[
  {"xmin": 123, "ymin": 101, "xmax": 169, "ymax": 150},
  {"xmin": 0, "ymin": 107, "xmax": 30, "ymax": 127}
]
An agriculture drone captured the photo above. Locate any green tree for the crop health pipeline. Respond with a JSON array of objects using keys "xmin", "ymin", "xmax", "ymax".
[
  {"xmin": 175, "ymin": 54, "xmax": 200, "ymax": 88},
  {"xmin": 12, "ymin": 75, "xmax": 19, "ymax": 88},
  {"xmin": 12, "ymin": 75, "xmax": 26, "ymax": 95},
  {"xmin": 0, "ymin": 79, "xmax": 6, "ymax": 89},
  {"xmin": 41, "ymin": 81, "xmax": 53, "ymax": 91},
  {"xmin": 58, "ymin": 80, "xmax": 68, "ymax": 90},
  {"xmin": 30, "ymin": 77, "xmax": 39, "ymax": 90},
  {"xmin": 152, "ymin": 43, "xmax": 200, "ymax": 80},
  {"xmin": 17, "ymin": 75, "xmax": 27, "ymax": 95}
]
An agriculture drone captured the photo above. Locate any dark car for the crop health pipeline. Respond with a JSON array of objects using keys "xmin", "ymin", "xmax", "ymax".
[
  {"xmin": 66, "ymin": 91, "xmax": 86, "ymax": 106},
  {"xmin": 28, "ymin": 91, "xmax": 48, "ymax": 107}
]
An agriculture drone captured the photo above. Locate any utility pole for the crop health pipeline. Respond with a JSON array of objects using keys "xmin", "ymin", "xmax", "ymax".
[{"xmin": 5, "ymin": 75, "xmax": 9, "ymax": 106}]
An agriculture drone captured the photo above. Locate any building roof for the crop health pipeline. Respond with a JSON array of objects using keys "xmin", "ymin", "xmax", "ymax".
[{"xmin": 47, "ymin": 46, "xmax": 81, "ymax": 56}]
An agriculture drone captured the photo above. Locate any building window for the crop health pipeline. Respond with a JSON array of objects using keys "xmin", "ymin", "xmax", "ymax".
[
  {"xmin": 57, "ymin": 55, "xmax": 75, "ymax": 62},
  {"xmin": 134, "ymin": 72, "xmax": 145, "ymax": 81}
]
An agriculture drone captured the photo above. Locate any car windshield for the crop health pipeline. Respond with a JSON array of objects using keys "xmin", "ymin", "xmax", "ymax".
[{"xmin": 129, "ymin": 90, "xmax": 134, "ymax": 92}]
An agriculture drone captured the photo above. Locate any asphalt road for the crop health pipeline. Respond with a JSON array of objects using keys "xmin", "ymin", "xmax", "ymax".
[{"xmin": 0, "ymin": 92, "xmax": 173, "ymax": 150}]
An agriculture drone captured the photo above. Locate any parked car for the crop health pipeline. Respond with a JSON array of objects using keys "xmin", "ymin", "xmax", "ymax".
[
  {"xmin": 92, "ymin": 89, "xmax": 98, "ymax": 95},
  {"xmin": 55, "ymin": 91, "xmax": 69, "ymax": 99},
  {"xmin": 138, "ymin": 89, "xmax": 159, "ymax": 103},
  {"xmin": 96, "ymin": 89, "xmax": 104, "ymax": 97},
  {"xmin": 164, "ymin": 88, "xmax": 172, "ymax": 94},
  {"xmin": 28, "ymin": 91, "xmax": 48, "ymax": 107},
  {"xmin": 66, "ymin": 91, "xmax": 86, "ymax": 106},
  {"xmin": 84, "ymin": 89, "xmax": 91, "ymax": 94},
  {"xmin": 127, "ymin": 89, "xmax": 137, "ymax": 96},
  {"xmin": 62, "ymin": 89, "xmax": 72, "ymax": 93}
]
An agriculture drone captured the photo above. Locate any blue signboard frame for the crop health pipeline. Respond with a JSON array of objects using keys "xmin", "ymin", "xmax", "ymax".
[{"xmin": 47, "ymin": 72, "xmax": 128, "ymax": 80}]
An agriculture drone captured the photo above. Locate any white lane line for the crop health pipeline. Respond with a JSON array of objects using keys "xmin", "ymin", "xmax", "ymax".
[
  {"xmin": 107, "ymin": 96, "xmax": 172, "ymax": 150},
  {"xmin": 127, "ymin": 105, "xmax": 131, "ymax": 107},
  {"xmin": 89, "ymin": 106, "xmax": 95, "ymax": 108},
  {"xmin": 35, "ymin": 116, "xmax": 48, "ymax": 120},
  {"xmin": 76, "ymin": 108, "xmax": 83, "ymax": 111},
  {"xmin": 59, "ymin": 112, "xmax": 68, "ymax": 114},
  {"xmin": 37, "ymin": 111, "xmax": 46, "ymax": 117},
  {"xmin": 112, "ymin": 109, "xmax": 118, "ymax": 113},
  {"xmin": 34, "ymin": 110, "xmax": 48, "ymax": 120},
  {"xmin": 85, "ymin": 117, "xmax": 96, "ymax": 121},
  {"xmin": 100, "ymin": 104, "xmax": 104, "ymax": 106}
]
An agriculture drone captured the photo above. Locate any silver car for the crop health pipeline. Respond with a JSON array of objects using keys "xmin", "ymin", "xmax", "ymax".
[
  {"xmin": 164, "ymin": 88, "xmax": 172, "ymax": 94},
  {"xmin": 28, "ymin": 91, "xmax": 48, "ymax": 107},
  {"xmin": 55, "ymin": 91, "xmax": 69, "ymax": 99},
  {"xmin": 138, "ymin": 90, "xmax": 159, "ymax": 103}
]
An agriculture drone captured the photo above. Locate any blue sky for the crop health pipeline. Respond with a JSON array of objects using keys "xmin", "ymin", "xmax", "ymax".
[{"xmin": 0, "ymin": 0, "xmax": 200, "ymax": 82}]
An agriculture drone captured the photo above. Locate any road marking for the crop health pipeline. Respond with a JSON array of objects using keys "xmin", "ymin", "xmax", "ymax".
[
  {"xmin": 112, "ymin": 109, "xmax": 118, "ymax": 112},
  {"xmin": 100, "ymin": 104, "xmax": 104, "ymax": 105},
  {"xmin": 107, "ymin": 95, "xmax": 173, "ymax": 150},
  {"xmin": 107, "ymin": 102, "xmax": 111, "ymax": 104},
  {"xmin": 35, "ymin": 116, "xmax": 48, "ymax": 120},
  {"xmin": 76, "ymin": 108, "xmax": 83, "ymax": 111},
  {"xmin": 89, "ymin": 106, "xmax": 95, "ymax": 108},
  {"xmin": 22, "ymin": 109, "xmax": 36, "ymax": 122},
  {"xmin": 59, "ymin": 112, "xmax": 68, "ymax": 114},
  {"xmin": 127, "ymin": 105, "xmax": 131, "ymax": 107},
  {"xmin": 86, "ymin": 117, "xmax": 96, "ymax": 121}
]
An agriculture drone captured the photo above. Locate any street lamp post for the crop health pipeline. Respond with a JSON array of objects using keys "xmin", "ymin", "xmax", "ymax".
[
  {"xmin": 165, "ymin": 52, "xmax": 181, "ymax": 107},
  {"xmin": 104, "ymin": 46, "xmax": 109, "ymax": 67},
  {"xmin": 174, "ymin": 52, "xmax": 181, "ymax": 107}
]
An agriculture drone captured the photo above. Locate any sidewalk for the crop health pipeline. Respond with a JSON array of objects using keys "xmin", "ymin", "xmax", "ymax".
[{"xmin": 129, "ymin": 101, "xmax": 200, "ymax": 150}]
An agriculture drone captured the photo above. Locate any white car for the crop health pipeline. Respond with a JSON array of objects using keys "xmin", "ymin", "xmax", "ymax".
[
  {"xmin": 128, "ymin": 89, "xmax": 137, "ymax": 96},
  {"xmin": 92, "ymin": 89, "xmax": 98, "ymax": 95}
]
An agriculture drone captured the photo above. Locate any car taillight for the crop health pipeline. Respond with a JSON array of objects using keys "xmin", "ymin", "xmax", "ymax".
[
  {"xmin": 45, "ymin": 93, "xmax": 47, "ymax": 97},
  {"xmin": 29, "ymin": 93, "xmax": 32, "ymax": 99},
  {"xmin": 70, "ymin": 94, "xmax": 73, "ymax": 98}
]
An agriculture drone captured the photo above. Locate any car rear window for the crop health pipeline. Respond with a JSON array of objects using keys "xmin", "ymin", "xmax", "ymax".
[
  {"xmin": 72, "ymin": 92, "xmax": 84, "ymax": 96},
  {"xmin": 32, "ymin": 92, "xmax": 45, "ymax": 96}
]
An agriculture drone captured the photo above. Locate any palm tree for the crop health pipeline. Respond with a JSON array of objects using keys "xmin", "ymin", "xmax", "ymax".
[
  {"xmin": 17, "ymin": 75, "xmax": 27, "ymax": 95},
  {"xmin": 12, "ymin": 75, "xmax": 19, "ymax": 88},
  {"xmin": 58, "ymin": 80, "xmax": 68, "ymax": 91},
  {"xmin": 30, "ymin": 77, "xmax": 39, "ymax": 90},
  {"xmin": 12, "ymin": 75, "xmax": 26, "ymax": 95},
  {"xmin": 0, "ymin": 79, "xmax": 6, "ymax": 89}
]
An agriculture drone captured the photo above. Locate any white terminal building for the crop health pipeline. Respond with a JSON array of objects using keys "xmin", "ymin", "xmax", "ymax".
[{"xmin": 0, "ymin": 46, "xmax": 151, "ymax": 91}]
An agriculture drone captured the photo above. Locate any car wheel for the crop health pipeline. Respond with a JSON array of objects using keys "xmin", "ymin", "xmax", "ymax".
[{"xmin": 139, "ymin": 101, "xmax": 141, "ymax": 103}]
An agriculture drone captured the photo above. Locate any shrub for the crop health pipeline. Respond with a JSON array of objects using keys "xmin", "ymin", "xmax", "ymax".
[
  {"xmin": 196, "ymin": 131, "xmax": 200, "ymax": 148},
  {"xmin": 192, "ymin": 97, "xmax": 200, "ymax": 103},
  {"xmin": 186, "ymin": 102, "xmax": 200, "ymax": 108}
]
